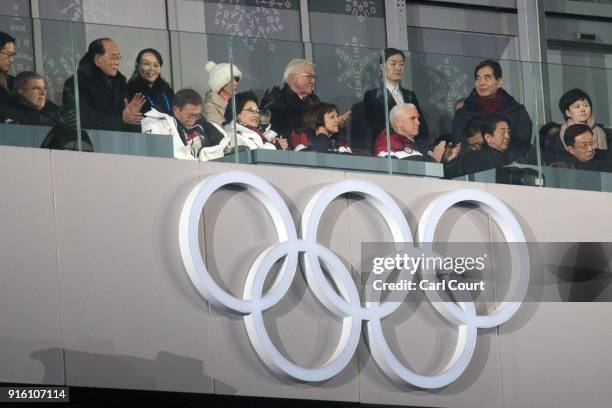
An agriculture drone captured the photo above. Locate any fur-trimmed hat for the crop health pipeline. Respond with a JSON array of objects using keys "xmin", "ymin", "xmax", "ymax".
[{"xmin": 205, "ymin": 61, "xmax": 242, "ymax": 94}]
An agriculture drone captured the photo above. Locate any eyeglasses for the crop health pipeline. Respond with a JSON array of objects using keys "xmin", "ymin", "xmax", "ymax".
[
  {"xmin": 242, "ymin": 108, "xmax": 261, "ymax": 115},
  {"xmin": 299, "ymin": 73, "xmax": 316, "ymax": 80},
  {"xmin": 0, "ymin": 51, "xmax": 16, "ymax": 59},
  {"xmin": 184, "ymin": 112, "xmax": 201, "ymax": 121},
  {"xmin": 22, "ymin": 86, "xmax": 46, "ymax": 94},
  {"xmin": 109, "ymin": 54, "xmax": 121, "ymax": 62},
  {"xmin": 573, "ymin": 140, "xmax": 595, "ymax": 150}
]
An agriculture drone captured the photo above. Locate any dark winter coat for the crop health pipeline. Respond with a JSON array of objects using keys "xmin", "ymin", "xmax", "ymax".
[
  {"xmin": 452, "ymin": 88, "xmax": 533, "ymax": 158},
  {"xmin": 126, "ymin": 75, "xmax": 174, "ymax": 115},
  {"xmin": 363, "ymin": 85, "xmax": 429, "ymax": 141},
  {"xmin": 269, "ymin": 84, "xmax": 320, "ymax": 138},
  {"xmin": 444, "ymin": 145, "xmax": 514, "ymax": 178},
  {"xmin": 0, "ymin": 73, "xmax": 14, "ymax": 106},
  {"xmin": 0, "ymin": 94, "xmax": 61, "ymax": 127},
  {"xmin": 62, "ymin": 55, "xmax": 128, "ymax": 131}
]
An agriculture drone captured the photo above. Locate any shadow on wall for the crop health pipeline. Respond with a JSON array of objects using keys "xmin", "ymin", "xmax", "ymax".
[{"xmin": 30, "ymin": 348, "xmax": 229, "ymax": 394}]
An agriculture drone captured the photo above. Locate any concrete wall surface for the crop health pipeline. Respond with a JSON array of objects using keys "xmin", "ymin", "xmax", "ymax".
[{"xmin": 1, "ymin": 145, "xmax": 612, "ymax": 408}]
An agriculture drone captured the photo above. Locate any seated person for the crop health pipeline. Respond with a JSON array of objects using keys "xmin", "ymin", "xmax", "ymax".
[
  {"xmin": 445, "ymin": 115, "xmax": 514, "ymax": 177},
  {"xmin": 268, "ymin": 58, "xmax": 349, "ymax": 141},
  {"xmin": 464, "ymin": 117, "xmax": 484, "ymax": 152},
  {"xmin": 553, "ymin": 124, "xmax": 612, "ymax": 172},
  {"xmin": 203, "ymin": 61, "xmax": 241, "ymax": 126},
  {"xmin": 374, "ymin": 103, "xmax": 455, "ymax": 163},
  {"xmin": 0, "ymin": 31, "xmax": 16, "ymax": 105},
  {"xmin": 291, "ymin": 102, "xmax": 352, "ymax": 154},
  {"xmin": 127, "ymin": 48, "xmax": 174, "ymax": 115},
  {"xmin": 141, "ymin": 88, "xmax": 228, "ymax": 160},
  {"xmin": 452, "ymin": 59, "xmax": 532, "ymax": 158},
  {"xmin": 364, "ymin": 48, "xmax": 429, "ymax": 141},
  {"xmin": 63, "ymin": 38, "xmax": 145, "ymax": 131},
  {"xmin": 557, "ymin": 89, "xmax": 608, "ymax": 151},
  {"xmin": 538, "ymin": 122, "xmax": 562, "ymax": 165},
  {"xmin": 0, "ymin": 71, "xmax": 61, "ymax": 126},
  {"xmin": 223, "ymin": 91, "xmax": 288, "ymax": 151}
]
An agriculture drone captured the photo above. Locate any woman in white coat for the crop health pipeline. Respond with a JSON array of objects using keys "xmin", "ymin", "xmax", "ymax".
[{"xmin": 224, "ymin": 91, "xmax": 288, "ymax": 151}]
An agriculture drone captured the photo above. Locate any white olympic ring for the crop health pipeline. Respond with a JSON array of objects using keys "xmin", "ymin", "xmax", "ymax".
[{"xmin": 178, "ymin": 171, "xmax": 529, "ymax": 389}]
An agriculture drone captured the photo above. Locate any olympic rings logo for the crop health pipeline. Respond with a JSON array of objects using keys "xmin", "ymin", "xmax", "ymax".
[{"xmin": 179, "ymin": 171, "xmax": 529, "ymax": 389}]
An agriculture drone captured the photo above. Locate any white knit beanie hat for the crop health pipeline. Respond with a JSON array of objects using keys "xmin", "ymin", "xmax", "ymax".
[{"xmin": 205, "ymin": 61, "xmax": 242, "ymax": 94}]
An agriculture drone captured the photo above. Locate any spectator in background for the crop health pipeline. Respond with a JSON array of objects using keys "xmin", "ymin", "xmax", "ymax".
[
  {"xmin": 364, "ymin": 48, "xmax": 429, "ymax": 141},
  {"xmin": 556, "ymin": 124, "xmax": 611, "ymax": 171},
  {"xmin": 141, "ymin": 88, "xmax": 228, "ymax": 160},
  {"xmin": 374, "ymin": 103, "xmax": 455, "ymax": 162},
  {"xmin": 558, "ymin": 89, "xmax": 609, "ymax": 151},
  {"xmin": 268, "ymin": 58, "xmax": 350, "ymax": 141},
  {"xmin": 0, "ymin": 31, "xmax": 16, "ymax": 105},
  {"xmin": 445, "ymin": 116, "xmax": 514, "ymax": 177},
  {"xmin": 452, "ymin": 59, "xmax": 532, "ymax": 158},
  {"xmin": 538, "ymin": 122, "xmax": 561, "ymax": 165},
  {"xmin": 292, "ymin": 102, "xmax": 352, "ymax": 153},
  {"xmin": 63, "ymin": 38, "xmax": 145, "ymax": 131},
  {"xmin": 203, "ymin": 61, "xmax": 241, "ymax": 126},
  {"xmin": 223, "ymin": 91, "xmax": 288, "ymax": 151},
  {"xmin": 0, "ymin": 71, "xmax": 61, "ymax": 126},
  {"xmin": 127, "ymin": 48, "xmax": 174, "ymax": 115},
  {"xmin": 463, "ymin": 117, "xmax": 484, "ymax": 152}
]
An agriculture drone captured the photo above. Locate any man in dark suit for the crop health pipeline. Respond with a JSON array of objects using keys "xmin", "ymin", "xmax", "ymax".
[
  {"xmin": 0, "ymin": 31, "xmax": 16, "ymax": 106},
  {"xmin": 452, "ymin": 59, "xmax": 532, "ymax": 159},
  {"xmin": 62, "ymin": 38, "xmax": 145, "ymax": 131},
  {"xmin": 363, "ymin": 48, "xmax": 429, "ymax": 143}
]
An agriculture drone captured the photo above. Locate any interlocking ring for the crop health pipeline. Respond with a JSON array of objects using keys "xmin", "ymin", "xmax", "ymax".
[{"xmin": 179, "ymin": 171, "xmax": 529, "ymax": 389}]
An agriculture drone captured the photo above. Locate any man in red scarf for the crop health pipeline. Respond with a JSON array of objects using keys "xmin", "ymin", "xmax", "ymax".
[{"xmin": 452, "ymin": 59, "xmax": 532, "ymax": 159}]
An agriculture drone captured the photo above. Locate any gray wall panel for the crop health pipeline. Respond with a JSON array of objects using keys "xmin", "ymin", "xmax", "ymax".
[
  {"xmin": 0, "ymin": 147, "xmax": 63, "ymax": 385},
  {"xmin": 51, "ymin": 151, "xmax": 213, "ymax": 393}
]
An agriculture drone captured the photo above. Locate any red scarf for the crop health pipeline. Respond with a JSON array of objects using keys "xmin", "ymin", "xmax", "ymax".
[{"xmin": 475, "ymin": 91, "xmax": 503, "ymax": 115}]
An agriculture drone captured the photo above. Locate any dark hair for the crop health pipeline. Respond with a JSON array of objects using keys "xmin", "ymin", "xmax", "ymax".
[
  {"xmin": 558, "ymin": 88, "xmax": 593, "ymax": 120},
  {"xmin": 474, "ymin": 59, "xmax": 502, "ymax": 80},
  {"xmin": 564, "ymin": 124, "xmax": 593, "ymax": 147},
  {"xmin": 303, "ymin": 102, "xmax": 338, "ymax": 131},
  {"xmin": 173, "ymin": 88, "xmax": 203, "ymax": 109},
  {"xmin": 464, "ymin": 117, "xmax": 483, "ymax": 139},
  {"xmin": 87, "ymin": 38, "xmax": 113, "ymax": 63},
  {"xmin": 225, "ymin": 91, "xmax": 258, "ymax": 123},
  {"xmin": 379, "ymin": 48, "xmax": 405, "ymax": 64},
  {"xmin": 481, "ymin": 115, "xmax": 508, "ymax": 137},
  {"xmin": 0, "ymin": 31, "xmax": 16, "ymax": 50},
  {"xmin": 134, "ymin": 48, "xmax": 163, "ymax": 68},
  {"xmin": 12, "ymin": 71, "xmax": 44, "ymax": 95}
]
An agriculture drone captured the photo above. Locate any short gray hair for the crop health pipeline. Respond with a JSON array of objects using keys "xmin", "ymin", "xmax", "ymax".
[
  {"xmin": 282, "ymin": 58, "xmax": 315, "ymax": 83},
  {"xmin": 13, "ymin": 71, "xmax": 44, "ymax": 96},
  {"xmin": 389, "ymin": 103, "xmax": 417, "ymax": 132}
]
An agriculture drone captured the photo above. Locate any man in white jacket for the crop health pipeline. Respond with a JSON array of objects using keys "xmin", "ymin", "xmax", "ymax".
[{"xmin": 142, "ymin": 88, "xmax": 228, "ymax": 160}]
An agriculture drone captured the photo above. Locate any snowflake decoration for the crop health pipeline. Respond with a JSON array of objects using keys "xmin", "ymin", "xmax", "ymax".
[
  {"xmin": 59, "ymin": 0, "xmax": 110, "ymax": 22},
  {"xmin": 335, "ymin": 37, "xmax": 379, "ymax": 98},
  {"xmin": 427, "ymin": 57, "xmax": 468, "ymax": 113},
  {"xmin": 213, "ymin": 0, "xmax": 289, "ymax": 51},
  {"xmin": 345, "ymin": 0, "xmax": 377, "ymax": 23}
]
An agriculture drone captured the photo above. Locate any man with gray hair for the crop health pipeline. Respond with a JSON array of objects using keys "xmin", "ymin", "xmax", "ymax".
[
  {"xmin": 0, "ymin": 71, "xmax": 61, "ymax": 126},
  {"xmin": 268, "ymin": 58, "xmax": 350, "ymax": 144},
  {"xmin": 268, "ymin": 58, "xmax": 320, "ymax": 139},
  {"xmin": 374, "ymin": 103, "xmax": 457, "ymax": 162}
]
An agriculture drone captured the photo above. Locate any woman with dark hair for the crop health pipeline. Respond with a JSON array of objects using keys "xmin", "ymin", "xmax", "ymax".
[
  {"xmin": 557, "ymin": 88, "xmax": 608, "ymax": 151},
  {"xmin": 292, "ymin": 102, "xmax": 352, "ymax": 153},
  {"xmin": 127, "ymin": 48, "xmax": 174, "ymax": 115},
  {"xmin": 223, "ymin": 91, "xmax": 288, "ymax": 151}
]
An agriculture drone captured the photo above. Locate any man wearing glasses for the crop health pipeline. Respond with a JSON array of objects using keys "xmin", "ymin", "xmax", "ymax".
[
  {"xmin": 556, "ymin": 124, "xmax": 612, "ymax": 171},
  {"xmin": 0, "ymin": 31, "xmax": 16, "ymax": 106},
  {"xmin": 142, "ymin": 88, "xmax": 228, "ymax": 160},
  {"xmin": 62, "ymin": 38, "xmax": 145, "ymax": 131},
  {"xmin": 0, "ymin": 71, "xmax": 61, "ymax": 126}
]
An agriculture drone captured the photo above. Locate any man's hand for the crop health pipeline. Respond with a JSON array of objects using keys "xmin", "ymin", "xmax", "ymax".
[
  {"xmin": 338, "ymin": 110, "xmax": 351, "ymax": 128},
  {"xmin": 445, "ymin": 143, "xmax": 461, "ymax": 162},
  {"xmin": 429, "ymin": 141, "xmax": 447, "ymax": 163},
  {"xmin": 122, "ymin": 93, "xmax": 145, "ymax": 125}
]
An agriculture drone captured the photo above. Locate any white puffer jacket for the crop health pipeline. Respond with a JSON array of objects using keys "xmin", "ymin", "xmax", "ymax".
[
  {"xmin": 141, "ymin": 108, "xmax": 228, "ymax": 161},
  {"xmin": 224, "ymin": 121, "xmax": 277, "ymax": 151}
]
